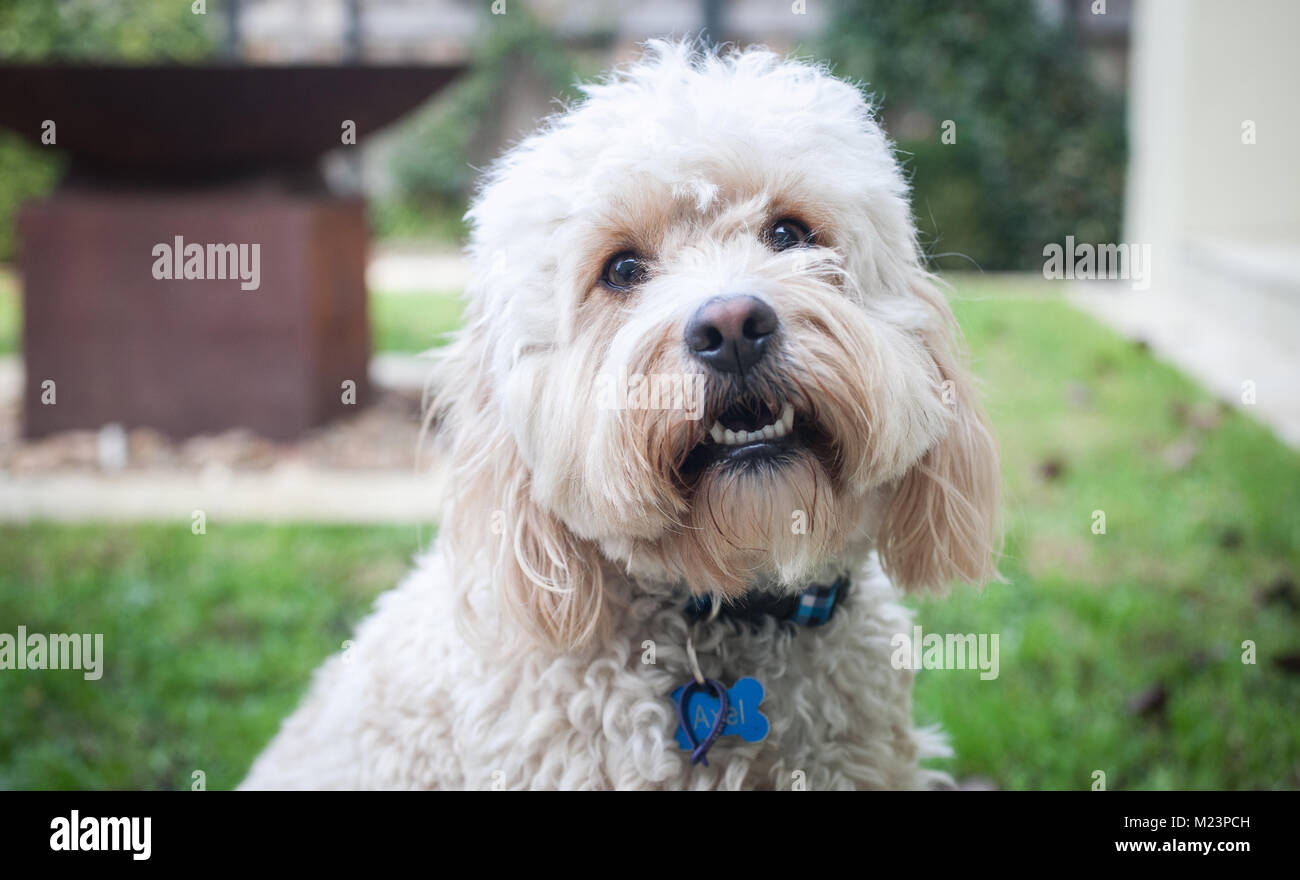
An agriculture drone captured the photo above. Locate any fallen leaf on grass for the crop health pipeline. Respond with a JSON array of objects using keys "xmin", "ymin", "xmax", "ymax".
[
  {"xmin": 1256, "ymin": 576, "xmax": 1299, "ymax": 612},
  {"xmin": 1037, "ymin": 456, "xmax": 1066, "ymax": 481},
  {"xmin": 1125, "ymin": 683, "xmax": 1167, "ymax": 716},
  {"xmin": 1161, "ymin": 439, "xmax": 1198, "ymax": 471}
]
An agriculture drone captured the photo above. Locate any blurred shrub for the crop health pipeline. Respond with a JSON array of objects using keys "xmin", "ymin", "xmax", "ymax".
[
  {"xmin": 0, "ymin": 0, "xmax": 216, "ymax": 261},
  {"xmin": 0, "ymin": 0, "xmax": 215, "ymax": 61},
  {"xmin": 822, "ymin": 0, "xmax": 1126, "ymax": 270},
  {"xmin": 375, "ymin": 9, "xmax": 587, "ymax": 244},
  {"xmin": 0, "ymin": 138, "xmax": 62, "ymax": 265}
]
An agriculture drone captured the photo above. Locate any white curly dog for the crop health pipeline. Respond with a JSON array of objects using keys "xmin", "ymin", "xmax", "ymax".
[{"xmin": 242, "ymin": 41, "xmax": 999, "ymax": 791}]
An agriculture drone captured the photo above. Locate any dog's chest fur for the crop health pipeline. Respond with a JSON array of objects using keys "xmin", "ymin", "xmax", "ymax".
[{"xmin": 241, "ymin": 553, "xmax": 949, "ymax": 790}]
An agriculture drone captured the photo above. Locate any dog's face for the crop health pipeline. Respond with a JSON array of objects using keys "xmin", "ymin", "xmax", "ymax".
[{"xmin": 435, "ymin": 43, "xmax": 999, "ymax": 648}]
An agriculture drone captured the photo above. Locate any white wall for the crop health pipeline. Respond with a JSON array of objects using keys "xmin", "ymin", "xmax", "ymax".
[{"xmin": 1126, "ymin": 0, "xmax": 1300, "ymax": 287}]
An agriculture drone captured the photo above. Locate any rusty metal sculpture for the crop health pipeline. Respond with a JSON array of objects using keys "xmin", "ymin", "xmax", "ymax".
[{"xmin": 0, "ymin": 64, "xmax": 460, "ymax": 439}]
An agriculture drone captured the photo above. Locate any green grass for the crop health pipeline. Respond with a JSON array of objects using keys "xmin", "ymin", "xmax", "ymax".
[
  {"xmin": 0, "ymin": 525, "xmax": 422, "ymax": 790},
  {"xmin": 910, "ymin": 275, "xmax": 1300, "ymax": 789},
  {"xmin": 370, "ymin": 289, "xmax": 463, "ymax": 353},
  {"xmin": 1, "ymin": 275, "xmax": 1297, "ymax": 789},
  {"xmin": 0, "ymin": 279, "xmax": 462, "ymax": 356},
  {"xmin": 0, "ymin": 268, "xmax": 17, "ymax": 355}
]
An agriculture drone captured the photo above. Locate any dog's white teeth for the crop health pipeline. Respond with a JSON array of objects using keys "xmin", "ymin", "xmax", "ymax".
[{"xmin": 711, "ymin": 402, "xmax": 796, "ymax": 446}]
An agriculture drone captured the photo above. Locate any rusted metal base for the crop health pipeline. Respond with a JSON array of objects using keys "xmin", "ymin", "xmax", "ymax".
[{"xmin": 20, "ymin": 189, "xmax": 371, "ymax": 440}]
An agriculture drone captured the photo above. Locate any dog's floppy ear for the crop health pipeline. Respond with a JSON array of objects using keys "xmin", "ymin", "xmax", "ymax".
[
  {"xmin": 878, "ymin": 276, "xmax": 1000, "ymax": 593},
  {"xmin": 428, "ymin": 317, "xmax": 608, "ymax": 652}
]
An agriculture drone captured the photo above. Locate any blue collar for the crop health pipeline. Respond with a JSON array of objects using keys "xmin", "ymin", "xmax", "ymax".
[{"xmin": 685, "ymin": 574, "xmax": 849, "ymax": 628}]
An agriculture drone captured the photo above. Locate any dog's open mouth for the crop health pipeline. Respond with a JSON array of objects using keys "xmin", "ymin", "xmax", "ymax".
[
  {"xmin": 709, "ymin": 398, "xmax": 794, "ymax": 446},
  {"xmin": 683, "ymin": 394, "xmax": 810, "ymax": 473}
]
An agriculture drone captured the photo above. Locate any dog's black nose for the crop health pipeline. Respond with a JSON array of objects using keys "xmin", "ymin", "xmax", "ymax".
[{"xmin": 684, "ymin": 295, "xmax": 779, "ymax": 374}]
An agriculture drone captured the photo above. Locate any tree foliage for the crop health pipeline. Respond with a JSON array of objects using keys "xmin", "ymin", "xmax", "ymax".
[
  {"xmin": 822, "ymin": 0, "xmax": 1126, "ymax": 270},
  {"xmin": 0, "ymin": 0, "xmax": 216, "ymax": 261},
  {"xmin": 375, "ymin": 8, "xmax": 589, "ymax": 242}
]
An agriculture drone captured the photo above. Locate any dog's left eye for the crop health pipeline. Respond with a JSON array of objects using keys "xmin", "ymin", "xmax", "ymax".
[
  {"xmin": 768, "ymin": 218, "xmax": 815, "ymax": 251},
  {"xmin": 602, "ymin": 252, "xmax": 648, "ymax": 290}
]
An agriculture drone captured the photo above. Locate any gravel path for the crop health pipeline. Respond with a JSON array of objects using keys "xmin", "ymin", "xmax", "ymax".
[{"xmin": 0, "ymin": 354, "xmax": 444, "ymax": 523}]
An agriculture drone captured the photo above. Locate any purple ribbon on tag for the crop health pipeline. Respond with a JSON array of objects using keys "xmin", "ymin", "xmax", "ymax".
[{"xmin": 674, "ymin": 678, "xmax": 729, "ymax": 765}]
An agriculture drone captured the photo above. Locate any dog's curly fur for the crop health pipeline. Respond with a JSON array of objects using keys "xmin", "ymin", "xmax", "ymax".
[{"xmin": 242, "ymin": 41, "xmax": 999, "ymax": 790}]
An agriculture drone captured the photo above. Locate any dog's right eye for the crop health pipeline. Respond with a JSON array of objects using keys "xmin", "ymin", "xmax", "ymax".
[
  {"xmin": 602, "ymin": 252, "xmax": 648, "ymax": 291},
  {"xmin": 768, "ymin": 218, "xmax": 815, "ymax": 251}
]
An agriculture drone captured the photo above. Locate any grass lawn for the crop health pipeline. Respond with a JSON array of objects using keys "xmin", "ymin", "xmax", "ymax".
[
  {"xmin": 916, "ymin": 276, "xmax": 1300, "ymax": 790},
  {"xmin": 0, "ymin": 268, "xmax": 17, "ymax": 356},
  {"xmin": 0, "ymin": 525, "xmax": 422, "ymax": 790},
  {"xmin": 1, "ymin": 275, "xmax": 1297, "ymax": 789},
  {"xmin": 368, "ymin": 289, "xmax": 464, "ymax": 353}
]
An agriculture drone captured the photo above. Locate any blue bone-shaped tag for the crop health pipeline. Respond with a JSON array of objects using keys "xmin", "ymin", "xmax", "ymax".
[{"xmin": 672, "ymin": 677, "xmax": 769, "ymax": 751}]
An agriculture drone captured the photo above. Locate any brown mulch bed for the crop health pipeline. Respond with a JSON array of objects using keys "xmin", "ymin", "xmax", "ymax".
[{"xmin": 0, "ymin": 388, "xmax": 433, "ymax": 475}]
